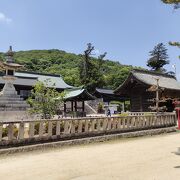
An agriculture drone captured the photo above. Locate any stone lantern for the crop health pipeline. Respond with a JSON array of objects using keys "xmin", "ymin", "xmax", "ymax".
[
  {"xmin": 0, "ymin": 46, "xmax": 29, "ymax": 121},
  {"xmin": 0, "ymin": 46, "xmax": 23, "ymax": 96}
]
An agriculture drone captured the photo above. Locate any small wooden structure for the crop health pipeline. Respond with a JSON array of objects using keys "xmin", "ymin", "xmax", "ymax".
[
  {"xmin": 115, "ymin": 69, "xmax": 180, "ymax": 112},
  {"xmin": 60, "ymin": 87, "xmax": 95, "ymax": 117}
]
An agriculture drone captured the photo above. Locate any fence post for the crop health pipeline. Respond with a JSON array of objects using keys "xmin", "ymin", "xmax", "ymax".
[
  {"xmin": 117, "ymin": 118, "xmax": 121, "ymax": 129},
  {"xmin": 29, "ymin": 122, "xmax": 35, "ymax": 138},
  {"xmin": 97, "ymin": 119, "xmax": 101, "ymax": 132},
  {"xmin": 48, "ymin": 121, "xmax": 53, "ymax": 136},
  {"xmin": 71, "ymin": 120, "xmax": 75, "ymax": 134},
  {"xmin": 0, "ymin": 123, "xmax": 2, "ymax": 141},
  {"xmin": 18, "ymin": 122, "xmax": 24, "ymax": 140},
  {"xmin": 39, "ymin": 122, "xmax": 44, "ymax": 137},
  {"xmin": 8, "ymin": 124, "xmax": 14, "ymax": 141},
  {"xmin": 112, "ymin": 118, "xmax": 117, "ymax": 130},
  {"xmin": 64, "ymin": 120, "xmax": 69, "ymax": 134},
  {"xmin": 102, "ymin": 118, "xmax": 107, "ymax": 131},
  {"xmin": 107, "ymin": 118, "xmax": 112, "ymax": 130},
  {"xmin": 78, "ymin": 120, "xmax": 83, "ymax": 133},
  {"xmin": 56, "ymin": 121, "xmax": 60, "ymax": 136}
]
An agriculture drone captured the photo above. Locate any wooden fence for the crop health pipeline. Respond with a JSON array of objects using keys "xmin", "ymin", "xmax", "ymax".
[{"xmin": 0, "ymin": 113, "xmax": 176, "ymax": 146}]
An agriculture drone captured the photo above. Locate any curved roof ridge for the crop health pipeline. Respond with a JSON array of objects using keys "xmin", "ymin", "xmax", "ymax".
[
  {"xmin": 115, "ymin": 69, "xmax": 180, "ymax": 94},
  {"xmin": 17, "ymin": 71, "xmax": 61, "ymax": 77},
  {"xmin": 132, "ymin": 69, "xmax": 176, "ymax": 79}
]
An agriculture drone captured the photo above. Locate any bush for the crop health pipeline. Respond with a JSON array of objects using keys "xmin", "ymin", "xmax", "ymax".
[
  {"xmin": 34, "ymin": 123, "xmax": 40, "ymax": 135},
  {"xmin": 2, "ymin": 125, "xmax": 18, "ymax": 138},
  {"xmin": 97, "ymin": 102, "xmax": 104, "ymax": 113},
  {"xmin": 2, "ymin": 127, "xmax": 8, "ymax": 137}
]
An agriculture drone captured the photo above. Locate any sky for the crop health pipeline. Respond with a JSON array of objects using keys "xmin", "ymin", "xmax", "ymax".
[{"xmin": 0, "ymin": 0, "xmax": 180, "ymax": 78}]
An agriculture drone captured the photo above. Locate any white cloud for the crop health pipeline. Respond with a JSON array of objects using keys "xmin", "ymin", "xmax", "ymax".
[{"xmin": 0, "ymin": 12, "xmax": 12, "ymax": 24}]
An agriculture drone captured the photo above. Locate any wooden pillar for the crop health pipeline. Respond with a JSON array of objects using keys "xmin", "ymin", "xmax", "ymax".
[
  {"xmin": 75, "ymin": 101, "xmax": 77, "ymax": 112},
  {"xmin": 64, "ymin": 102, "xmax": 66, "ymax": 113},
  {"xmin": 124, "ymin": 101, "xmax": 126, "ymax": 112},
  {"xmin": 64, "ymin": 102, "xmax": 66, "ymax": 117},
  {"xmin": 82, "ymin": 101, "xmax": 85, "ymax": 112},
  {"xmin": 71, "ymin": 101, "xmax": 73, "ymax": 111}
]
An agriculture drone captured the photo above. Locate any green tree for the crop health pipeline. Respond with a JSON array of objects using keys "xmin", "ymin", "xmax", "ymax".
[
  {"xmin": 147, "ymin": 43, "xmax": 169, "ymax": 72},
  {"xmin": 27, "ymin": 80, "xmax": 65, "ymax": 119},
  {"xmin": 79, "ymin": 43, "xmax": 106, "ymax": 92}
]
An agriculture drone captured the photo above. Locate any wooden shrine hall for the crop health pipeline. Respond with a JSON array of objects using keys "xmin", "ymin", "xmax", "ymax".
[{"xmin": 115, "ymin": 69, "xmax": 180, "ymax": 112}]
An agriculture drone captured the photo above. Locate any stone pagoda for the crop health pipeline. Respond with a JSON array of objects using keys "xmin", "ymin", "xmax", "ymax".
[{"xmin": 0, "ymin": 46, "xmax": 30, "ymax": 112}]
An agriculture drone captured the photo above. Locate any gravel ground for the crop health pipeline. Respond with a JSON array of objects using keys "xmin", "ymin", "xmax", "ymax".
[{"xmin": 0, "ymin": 133, "xmax": 180, "ymax": 180}]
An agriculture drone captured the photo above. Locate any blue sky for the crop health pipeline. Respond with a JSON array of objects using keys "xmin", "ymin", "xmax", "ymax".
[{"xmin": 0, "ymin": 0, "xmax": 179, "ymax": 77}]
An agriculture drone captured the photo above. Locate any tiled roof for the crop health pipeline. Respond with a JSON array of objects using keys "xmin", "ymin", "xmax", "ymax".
[
  {"xmin": 132, "ymin": 70, "xmax": 180, "ymax": 90},
  {"xmin": 63, "ymin": 87, "xmax": 95, "ymax": 101},
  {"xmin": 15, "ymin": 72, "xmax": 72, "ymax": 89},
  {"xmin": 0, "ymin": 71, "xmax": 73, "ymax": 89},
  {"xmin": 115, "ymin": 69, "xmax": 180, "ymax": 93},
  {"xmin": 95, "ymin": 88, "xmax": 114, "ymax": 95}
]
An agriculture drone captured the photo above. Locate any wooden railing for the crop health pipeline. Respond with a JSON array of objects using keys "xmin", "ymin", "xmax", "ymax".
[{"xmin": 0, "ymin": 113, "xmax": 176, "ymax": 146}]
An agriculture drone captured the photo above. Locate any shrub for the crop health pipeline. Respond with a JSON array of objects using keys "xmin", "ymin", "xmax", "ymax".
[
  {"xmin": 97, "ymin": 102, "xmax": 104, "ymax": 113},
  {"xmin": 2, "ymin": 125, "xmax": 18, "ymax": 138}
]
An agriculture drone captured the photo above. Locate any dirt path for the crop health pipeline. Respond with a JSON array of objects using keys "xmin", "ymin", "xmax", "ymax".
[{"xmin": 0, "ymin": 133, "xmax": 180, "ymax": 180}]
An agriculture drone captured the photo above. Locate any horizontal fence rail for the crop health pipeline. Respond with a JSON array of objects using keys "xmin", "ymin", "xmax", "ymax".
[{"xmin": 0, "ymin": 113, "xmax": 177, "ymax": 146}]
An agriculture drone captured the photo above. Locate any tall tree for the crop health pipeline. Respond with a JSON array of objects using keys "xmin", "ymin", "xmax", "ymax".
[
  {"xmin": 147, "ymin": 43, "xmax": 169, "ymax": 72},
  {"xmin": 80, "ymin": 43, "xmax": 94, "ymax": 86},
  {"xmin": 79, "ymin": 43, "xmax": 106, "ymax": 92}
]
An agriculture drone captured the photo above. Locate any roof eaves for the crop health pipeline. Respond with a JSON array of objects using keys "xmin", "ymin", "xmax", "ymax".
[
  {"xmin": 17, "ymin": 71, "xmax": 61, "ymax": 77},
  {"xmin": 114, "ymin": 72, "xmax": 133, "ymax": 93}
]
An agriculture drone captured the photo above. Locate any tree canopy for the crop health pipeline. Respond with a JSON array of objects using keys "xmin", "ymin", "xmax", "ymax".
[
  {"xmin": 147, "ymin": 43, "xmax": 169, "ymax": 72},
  {"xmin": 162, "ymin": 0, "xmax": 180, "ymax": 4},
  {"xmin": 79, "ymin": 43, "xmax": 107, "ymax": 92},
  {"xmin": 27, "ymin": 80, "xmax": 65, "ymax": 119}
]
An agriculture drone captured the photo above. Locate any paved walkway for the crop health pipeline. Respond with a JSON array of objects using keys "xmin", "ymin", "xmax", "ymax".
[{"xmin": 0, "ymin": 133, "xmax": 180, "ymax": 180}]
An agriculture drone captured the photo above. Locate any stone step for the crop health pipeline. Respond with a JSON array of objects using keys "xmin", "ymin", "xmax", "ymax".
[
  {"xmin": 0, "ymin": 97, "xmax": 24, "ymax": 101},
  {"xmin": 0, "ymin": 103, "xmax": 29, "ymax": 107},
  {"xmin": 0, "ymin": 107, "xmax": 28, "ymax": 111},
  {"xmin": 0, "ymin": 94, "xmax": 21, "ymax": 98},
  {"xmin": 0, "ymin": 101, "xmax": 27, "ymax": 104}
]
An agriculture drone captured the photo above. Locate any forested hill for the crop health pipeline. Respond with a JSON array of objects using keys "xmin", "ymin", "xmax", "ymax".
[{"xmin": 0, "ymin": 49, "xmax": 137, "ymax": 89}]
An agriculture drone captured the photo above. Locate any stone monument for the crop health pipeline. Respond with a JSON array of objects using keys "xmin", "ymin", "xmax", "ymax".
[{"xmin": 0, "ymin": 46, "xmax": 30, "ymax": 121}]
